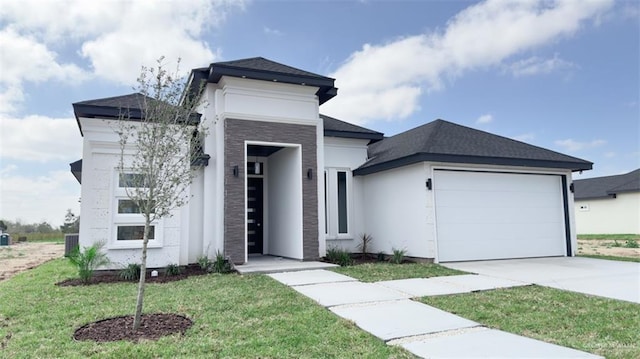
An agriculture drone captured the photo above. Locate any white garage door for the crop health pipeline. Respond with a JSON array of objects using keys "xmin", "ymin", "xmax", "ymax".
[{"xmin": 434, "ymin": 170, "xmax": 567, "ymax": 262}]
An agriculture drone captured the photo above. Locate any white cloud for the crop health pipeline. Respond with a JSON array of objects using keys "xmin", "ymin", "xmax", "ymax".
[
  {"xmin": 322, "ymin": 0, "xmax": 613, "ymax": 124},
  {"xmin": 0, "ymin": 28, "xmax": 88, "ymax": 115},
  {"xmin": 264, "ymin": 27, "xmax": 283, "ymax": 36},
  {"xmin": 476, "ymin": 114, "xmax": 493, "ymax": 125},
  {"xmin": 506, "ymin": 55, "xmax": 575, "ymax": 77},
  {"xmin": 0, "ymin": 0, "xmax": 246, "ymax": 112},
  {"xmin": 0, "ymin": 168, "xmax": 80, "ymax": 227},
  {"xmin": 554, "ymin": 138, "xmax": 606, "ymax": 152},
  {"xmin": 0, "ymin": 116, "xmax": 82, "ymax": 162},
  {"xmin": 603, "ymin": 151, "xmax": 616, "ymax": 158}
]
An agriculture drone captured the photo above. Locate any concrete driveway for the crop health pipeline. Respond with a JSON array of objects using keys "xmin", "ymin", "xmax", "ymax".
[{"xmin": 443, "ymin": 257, "xmax": 640, "ymax": 303}]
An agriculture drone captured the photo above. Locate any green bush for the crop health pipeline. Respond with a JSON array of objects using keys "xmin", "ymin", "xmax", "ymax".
[
  {"xmin": 625, "ymin": 239, "xmax": 639, "ymax": 248},
  {"xmin": 165, "ymin": 263, "xmax": 182, "ymax": 276},
  {"xmin": 119, "ymin": 263, "xmax": 141, "ymax": 281},
  {"xmin": 212, "ymin": 251, "xmax": 232, "ymax": 273},
  {"xmin": 376, "ymin": 251, "xmax": 386, "ymax": 262},
  {"xmin": 325, "ymin": 247, "xmax": 353, "ymax": 267},
  {"xmin": 68, "ymin": 242, "xmax": 110, "ymax": 284},
  {"xmin": 197, "ymin": 255, "xmax": 213, "ymax": 272},
  {"xmin": 390, "ymin": 248, "xmax": 406, "ymax": 264}
]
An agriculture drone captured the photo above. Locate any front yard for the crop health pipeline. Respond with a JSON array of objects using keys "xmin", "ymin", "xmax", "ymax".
[
  {"xmin": 0, "ymin": 259, "xmax": 412, "ymax": 358},
  {"xmin": 421, "ymin": 285, "xmax": 640, "ymax": 359},
  {"xmin": 2, "ymin": 257, "xmax": 638, "ymax": 358}
]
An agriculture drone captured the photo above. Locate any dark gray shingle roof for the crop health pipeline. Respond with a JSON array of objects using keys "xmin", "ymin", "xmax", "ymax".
[
  {"xmin": 214, "ymin": 57, "xmax": 329, "ymax": 79},
  {"xmin": 73, "ymin": 93, "xmax": 199, "ymax": 136},
  {"xmin": 354, "ymin": 119, "xmax": 593, "ymax": 175},
  {"xmin": 193, "ymin": 57, "xmax": 337, "ymax": 104},
  {"xmin": 574, "ymin": 169, "xmax": 640, "ymax": 200},
  {"xmin": 73, "ymin": 93, "xmax": 149, "ymax": 109},
  {"xmin": 321, "ymin": 114, "xmax": 383, "ymax": 141}
]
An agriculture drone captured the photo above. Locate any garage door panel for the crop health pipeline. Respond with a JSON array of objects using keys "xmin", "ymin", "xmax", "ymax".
[
  {"xmin": 436, "ymin": 206, "xmax": 563, "ymax": 225},
  {"xmin": 435, "ymin": 190, "xmax": 562, "ymax": 209},
  {"xmin": 435, "ymin": 170, "xmax": 567, "ymax": 262}
]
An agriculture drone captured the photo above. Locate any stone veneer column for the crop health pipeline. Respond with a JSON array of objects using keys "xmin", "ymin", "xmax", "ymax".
[{"xmin": 224, "ymin": 118, "xmax": 319, "ymax": 264}]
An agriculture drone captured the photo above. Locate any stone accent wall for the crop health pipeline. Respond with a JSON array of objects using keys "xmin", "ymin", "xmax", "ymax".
[{"xmin": 224, "ymin": 119, "xmax": 319, "ymax": 264}]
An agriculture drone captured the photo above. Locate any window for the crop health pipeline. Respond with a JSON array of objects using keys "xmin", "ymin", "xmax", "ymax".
[
  {"xmin": 325, "ymin": 168, "xmax": 351, "ymax": 238},
  {"xmin": 117, "ymin": 226, "xmax": 155, "ymax": 241},
  {"xmin": 112, "ymin": 171, "xmax": 161, "ymax": 247},
  {"xmin": 337, "ymin": 171, "xmax": 348, "ymax": 234},
  {"xmin": 118, "ymin": 173, "xmax": 148, "ymax": 188}
]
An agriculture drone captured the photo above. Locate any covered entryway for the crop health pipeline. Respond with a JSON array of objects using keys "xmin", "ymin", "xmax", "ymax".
[
  {"xmin": 246, "ymin": 143, "xmax": 304, "ymax": 261},
  {"xmin": 434, "ymin": 170, "xmax": 569, "ymax": 262}
]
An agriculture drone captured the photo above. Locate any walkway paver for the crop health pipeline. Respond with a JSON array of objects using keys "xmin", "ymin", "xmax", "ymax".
[
  {"xmin": 377, "ymin": 274, "xmax": 528, "ymax": 297},
  {"xmin": 398, "ymin": 327, "xmax": 601, "ymax": 358},
  {"xmin": 269, "ymin": 268, "xmax": 603, "ymax": 358},
  {"xmin": 268, "ymin": 269, "xmax": 355, "ymax": 286},
  {"xmin": 291, "ymin": 281, "xmax": 410, "ymax": 307},
  {"xmin": 330, "ymin": 299, "xmax": 477, "ymax": 341}
]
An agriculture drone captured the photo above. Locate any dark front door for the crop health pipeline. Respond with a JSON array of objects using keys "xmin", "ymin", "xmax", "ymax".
[{"xmin": 247, "ymin": 177, "xmax": 264, "ymax": 254}]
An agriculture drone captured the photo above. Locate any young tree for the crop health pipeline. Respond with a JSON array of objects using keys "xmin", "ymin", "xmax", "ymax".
[
  {"xmin": 0, "ymin": 220, "xmax": 6, "ymax": 232},
  {"xmin": 117, "ymin": 57, "xmax": 206, "ymax": 330}
]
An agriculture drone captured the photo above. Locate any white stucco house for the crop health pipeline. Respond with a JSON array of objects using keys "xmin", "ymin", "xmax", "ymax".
[
  {"xmin": 573, "ymin": 169, "xmax": 640, "ymax": 234},
  {"xmin": 70, "ymin": 57, "xmax": 593, "ymax": 268}
]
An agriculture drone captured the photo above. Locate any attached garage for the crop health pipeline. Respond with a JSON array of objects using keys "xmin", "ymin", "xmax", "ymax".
[
  {"xmin": 355, "ymin": 119, "xmax": 592, "ymax": 263},
  {"xmin": 434, "ymin": 170, "xmax": 569, "ymax": 262}
]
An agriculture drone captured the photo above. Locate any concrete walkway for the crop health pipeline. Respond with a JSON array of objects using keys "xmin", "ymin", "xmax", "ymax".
[
  {"xmin": 268, "ymin": 269, "xmax": 602, "ymax": 358},
  {"xmin": 443, "ymin": 257, "xmax": 640, "ymax": 303}
]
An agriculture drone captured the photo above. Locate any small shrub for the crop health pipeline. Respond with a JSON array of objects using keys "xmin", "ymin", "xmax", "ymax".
[
  {"xmin": 68, "ymin": 242, "xmax": 110, "ymax": 284},
  {"xmin": 325, "ymin": 247, "xmax": 353, "ymax": 267},
  {"xmin": 390, "ymin": 248, "xmax": 406, "ymax": 264},
  {"xmin": 119, "ymin": 263, "xmax": 141, "ymax": 280},
  {"xmin": 197, "ymin": 255, "xmax": 213, "ymax": 272},
  {"xmin": 624, "ymin": 239, "xmax": 639, "ymax": 248},
  {"xmin": 612, "ymin": 240, "xmax": 622, "ymax": 248},
  {"xmin": 357, "ymin": 233, "xmax": 374, "ymax": 258},
  {"xmin": 376, "ymin": 251, "xmax": 386, "ymax": 262},
  {"xmin": 165, "ymin": 263, "xmax": 182, "ymax": 276},
  {"xmin": 212, "ymin": 251, "xmax": 232, "ymax": 273}
]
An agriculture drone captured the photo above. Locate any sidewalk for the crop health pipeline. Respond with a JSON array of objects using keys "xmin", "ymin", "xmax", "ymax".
[{"xmin": 268, "ymin": 269, "xmax": 602, "ymax": 358}]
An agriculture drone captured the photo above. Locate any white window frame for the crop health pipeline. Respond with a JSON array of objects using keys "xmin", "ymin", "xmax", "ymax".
[
  {"xmin": 110, "ymin": 170, "xmax": 163, "ymax": 249},
  {"xmin": 324, "ymin": 168, "xmax": 352, "ymax": 239}
]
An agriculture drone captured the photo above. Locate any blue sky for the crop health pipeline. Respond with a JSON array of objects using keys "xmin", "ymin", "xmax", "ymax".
[{"xmin": 0, "ymin": 0, "xmax": 638, "ymax": 226}]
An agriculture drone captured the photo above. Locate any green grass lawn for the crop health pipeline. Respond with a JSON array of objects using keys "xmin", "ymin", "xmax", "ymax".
[
  {"xmin": 0, "ymin": 260, "xmax": 413, "ymax": 358},
  {"xmin": 421, "ymin": 286, "xmax": 640, "ymax": 359},
  {"xmin": 332, "ymin": 262, "xmax": 465, "ymax": 282},
  {"xmin": 578, "ymin": 234, "xmax": 639, "ymax": 241}
]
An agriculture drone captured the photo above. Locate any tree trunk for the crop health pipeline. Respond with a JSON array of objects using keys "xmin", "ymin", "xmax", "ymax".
[{"xmin": 132, "ymin": 216, "xmax": 151, "ymax": 330}]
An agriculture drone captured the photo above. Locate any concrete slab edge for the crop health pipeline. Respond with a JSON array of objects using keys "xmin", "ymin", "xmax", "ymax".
[{"xmin": 387, "ymin": 326, "xmax": 487, "ymax": 345}]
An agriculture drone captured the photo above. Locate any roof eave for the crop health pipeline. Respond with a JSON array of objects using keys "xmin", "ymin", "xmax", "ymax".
[
  {"xmin": 354, "ymin": 153, "xmax": 593, "ymax": 176},
  {"xmin": 324, "ymin": 130, "xmax": 384, "ymax": 141},
  {"xmin": 208, "ymin": 65, "xmax": 337, "ymax": 104}
]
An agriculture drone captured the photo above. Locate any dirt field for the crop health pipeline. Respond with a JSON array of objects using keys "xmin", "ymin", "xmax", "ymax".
[
  {"xmin": 577, "ymin": 239, "xmax": 640, "ymax": 258},
  {"xmin": 0, "ymin": 242, "xmax": 65, "ymax": 282}
]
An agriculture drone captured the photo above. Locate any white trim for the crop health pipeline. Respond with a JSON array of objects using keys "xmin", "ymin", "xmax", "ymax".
[{"xmin": 324, "ymin": 167, "xmax": 353, "ymax": 240}]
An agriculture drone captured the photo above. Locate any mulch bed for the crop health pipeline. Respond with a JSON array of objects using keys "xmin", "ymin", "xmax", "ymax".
[
  {"xmin": 74, "ymin": 313, "xmax": 192, "ymax": 342},
  {"xmin": 56, "ymin": 264, "xmax": 210, "ymax": 287}
]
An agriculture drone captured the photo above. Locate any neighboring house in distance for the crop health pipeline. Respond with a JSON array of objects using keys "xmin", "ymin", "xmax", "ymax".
[
  {"xmin": 574, "ymin": 169, "xmax": 640, "ymax": 234},
  {"xmin": 70, "ymin": 57, "xmax": 593, "ymax": 269}
]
